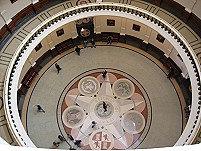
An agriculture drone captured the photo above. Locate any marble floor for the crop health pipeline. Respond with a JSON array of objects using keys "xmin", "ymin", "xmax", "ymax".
[
  {"xmin": 0, "ymin": 0, "xmax": 200, "ymax": 147},
  {"xmin": 22, "ymin": 45, "xmax": 184, "ymax": 149}
]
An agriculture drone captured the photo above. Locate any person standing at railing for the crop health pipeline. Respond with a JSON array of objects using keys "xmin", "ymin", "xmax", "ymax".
[
  {"xmin": 83, "ymin": 40, "xmax": 88, "ymax": 48},
  {"xmin": 90, "ymin": 38, "xmax": 96, "ymax": 48},
  {"xmin": 107, "ymin": 36, "xmax": 113, "ymax": 45}
]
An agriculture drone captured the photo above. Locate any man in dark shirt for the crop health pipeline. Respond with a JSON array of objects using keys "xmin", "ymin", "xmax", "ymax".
[
  {"xmin": 103, "ymin": 101, "xmax": 108, "ymax": 112},
  {"xmin": 55, "ymin": 63, "xmax": 62, "ymax": 74},
  {"xmin": 107, "ymin": 36, "xmax": 113, "ymax": 44},
  {"xmin": 34, "ymin": 104, "xmax": 45, "ymax": 113},
  {"xmin": 75, "ymin": 46, "xmax": 81, "ymax": 56},
  {"xmin": 90, "ymin": 38, "xmax": 96, "ymax": 48},
  {"xmin": 102, "ymin": 70, "xmax": 107, "ymax": 79}
]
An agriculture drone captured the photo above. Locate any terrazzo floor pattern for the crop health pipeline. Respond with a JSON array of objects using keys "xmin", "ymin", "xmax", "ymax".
[{"xmin": 25, "ymin": 46, "xmax": 183, "ymax": 149}]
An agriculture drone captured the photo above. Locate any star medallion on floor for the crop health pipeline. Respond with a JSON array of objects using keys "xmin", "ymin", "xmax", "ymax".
[{"xmin": 60, "ymin": 71, "xmax": 149, "ymax": 149}]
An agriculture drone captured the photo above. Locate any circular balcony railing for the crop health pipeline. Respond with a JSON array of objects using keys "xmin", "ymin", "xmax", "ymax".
[{"xmin": 3, "ymin": 3, "xmax": 201, "ymax": 147}]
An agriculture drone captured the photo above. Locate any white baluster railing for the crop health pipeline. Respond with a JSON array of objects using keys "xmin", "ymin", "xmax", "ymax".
[{"xmin": 3, "ymin": 3, "xmax": 201, "ymax": 147}]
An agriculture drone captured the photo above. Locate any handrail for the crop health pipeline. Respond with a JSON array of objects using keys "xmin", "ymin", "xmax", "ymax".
[{"xmin": 3, "ymin": 3, "xmax": 201, "ymax": 147}]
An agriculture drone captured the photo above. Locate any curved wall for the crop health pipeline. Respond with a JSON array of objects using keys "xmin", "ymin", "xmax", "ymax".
[
  {"xmin": 2, "ymin": 3, "xmax": 201, "ymax": 147},
  {"xmin": 0, "ymin": 0, "xmax": 201, "ymax": 27},
  {"xmin": 0, "ymin": 0, "xmax": 201, "ymax": 44},
  {"xmin": 0, "ymin": 0, "xmax": 199, "ymax": 147},
  {"xmin": 19, "ymin": 15, "xmax": 188, "ymax": 86}
]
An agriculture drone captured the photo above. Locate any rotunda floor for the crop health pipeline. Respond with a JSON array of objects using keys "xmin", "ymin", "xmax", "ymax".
[{"xmin": 23, "ymin": 45, "xmax": 184, "ymax": 149}]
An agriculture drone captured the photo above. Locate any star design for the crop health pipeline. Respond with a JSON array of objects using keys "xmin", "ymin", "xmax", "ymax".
[{"xmin": 67, "ymin": 73, "xmax": 143, "ymax": 147}]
